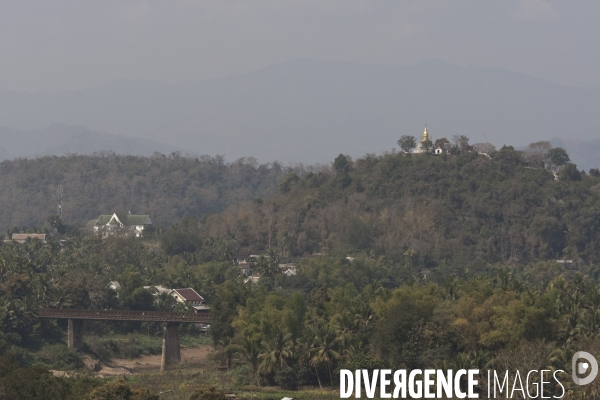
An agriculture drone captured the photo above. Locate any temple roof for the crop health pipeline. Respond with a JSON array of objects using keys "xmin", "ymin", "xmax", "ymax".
[{"xmin": 422, "ymin": 126, "xmax": 429, "ymax": 142}]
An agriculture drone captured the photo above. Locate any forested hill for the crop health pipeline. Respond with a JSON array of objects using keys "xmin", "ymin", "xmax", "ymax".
[
  {"xmin": 199, "ymin": 147, "xmax": 600, "ymax": 267},
  {"xmin": 0, "ymin": 154, "xmax": 291, "ymax": 232}
]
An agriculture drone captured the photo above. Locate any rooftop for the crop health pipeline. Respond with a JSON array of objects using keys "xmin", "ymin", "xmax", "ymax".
[
  {"xmin": 11, "ymin": 233, "xmax": 47, "ymax": 243},
  {"xmin": 171, "ymin": 288, "xmax": 204, "ymax": 302},
  {"xmin": 96, "ymin": 212, "xmax": 152, "ymax": 227}
]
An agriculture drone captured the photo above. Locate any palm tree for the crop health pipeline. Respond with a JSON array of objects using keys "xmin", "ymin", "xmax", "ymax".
[
  {"xmin": 444, "ymin": 277, "xmax": 460, "ymax": 301},
  {"xmin": 582, "ymin": 307, "xmax": 600, "ymax": 339},
  {"xmin": 332, "ymin": 311, "xmax": 356, "ymax": 352},
  {"xmin": 549, "ymin": 346, "xmax": 575, "ymax": 376},
  {"xmin": 252, "ymin": 251, "xmax": 281, "ymax": 278},
  {"xmin": 352, "ymin": 301, "xmax": 374, "ymax": 331},
  {"xmin": 155, "ymin": 292, "xmax": 175, "ymax": 311},
  {"xmin": 362, "ymin": 280, "xmax": 383, "ymax": 301},
  {"xmin": 468, "ymin": 349, "xmax": 491, "ymax": 370},
  {"xmin": 496, "ymin": 268, "xmax": 511, "ymax": 292},
  {"xmin": 558, "ymin": 309, "xmax": 582, "ymax": 345},
  {"xmin": 298, "ymin": 330, "xmax": 323, "ymax": 389},
  {"xmin": 306, "ymin": 324, "xmax": 341, "ymax": 388},
  {"xmin": 258, "ymin": 330, "xmax": 293, "ymax": 377},
  {"xmin": 278, "ymin": 231, "xmax": 292, "ymax": 258},
  {"xmin": 452, "ymin": 352, "xmax": 472, "ymax": 370},
  {"xmin": 214, "ymin": 337, "xmax": 243, "ymax": 370},
  {"xmin": 4, "ymin": 297, "xmax": 36, "ymax": 336},
  {"xmin": 242, "ymin": 336, "xmax": 263, "ymax": 385}
]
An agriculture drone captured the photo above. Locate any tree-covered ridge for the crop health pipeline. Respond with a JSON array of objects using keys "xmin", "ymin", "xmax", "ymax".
[
  {"xmin": 0, "ymin": 146, "xmax": 600, "ymax": 398},
  {"xmin": 200, "ymin": 146, "xmax": 600, "ymax": 267},
  {"xmin": 2, "ymin": 145, "xmax": 600, "ymax": 398},
  {"xmin": 0, "ymin": 153, "xmax": 291, "ymax": 232}
]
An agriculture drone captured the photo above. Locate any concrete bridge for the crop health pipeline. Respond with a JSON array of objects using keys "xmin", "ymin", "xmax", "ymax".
[{"xmin": 38, "ymin": 309, "xmax": 211, "ymax": 371}]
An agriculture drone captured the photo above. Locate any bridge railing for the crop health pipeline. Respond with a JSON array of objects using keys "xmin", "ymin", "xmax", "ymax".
[{"xmin": 38, "ymin": 309, "xmax": 211, "ymax": 323}]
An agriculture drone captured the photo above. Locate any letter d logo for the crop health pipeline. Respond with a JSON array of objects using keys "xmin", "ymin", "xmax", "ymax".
[{"xmin": 572, "ymin": 351, "xmax": 598, "ymax": 385}]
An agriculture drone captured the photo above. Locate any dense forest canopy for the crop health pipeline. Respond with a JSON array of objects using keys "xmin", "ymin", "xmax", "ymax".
[
  {"xmin": 0, "ymin": 153, "xmax": 295, "ymax": 232},
  {"xmin": 195, "ymin": 146, "xmax": 600, "ymax": 268},
  {"xmin": 2, "ymin": 222, "xmax": 600, "ymax": 397}
]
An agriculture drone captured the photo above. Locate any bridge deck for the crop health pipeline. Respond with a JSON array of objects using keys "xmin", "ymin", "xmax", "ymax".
[{"xmin": 38, "ymin": 309, "xmax": 211, "ymax": 323}]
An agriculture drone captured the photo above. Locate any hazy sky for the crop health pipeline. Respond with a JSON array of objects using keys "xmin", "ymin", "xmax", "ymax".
[{"xmin": 1, "ymin": 0, "xmax": 599, "ymax": 92}]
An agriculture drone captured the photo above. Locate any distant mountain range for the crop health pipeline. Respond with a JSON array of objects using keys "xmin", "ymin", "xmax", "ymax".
[
  {"xmin": 1, "ymin": 59, "xmax": 599, "ymax": 167},
  {"xmin": 0, "ymin": 124, "xmax": 192, "ymax": 160}
]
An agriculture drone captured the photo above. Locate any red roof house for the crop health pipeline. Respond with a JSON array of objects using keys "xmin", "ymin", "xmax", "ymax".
[{"xmin": 170, "ymin": 288, "xmax": 204, "ymax": 305}]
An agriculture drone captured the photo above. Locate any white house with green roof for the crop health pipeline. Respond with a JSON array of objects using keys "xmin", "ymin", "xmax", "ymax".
[{"xmin": 94, "ymin": 212, "xmax": 152, "ymax": 237}]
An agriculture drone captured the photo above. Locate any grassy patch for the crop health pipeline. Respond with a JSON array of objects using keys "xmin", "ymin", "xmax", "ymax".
[
  {"xmin": 35, "ymin": 344, "xmax": 84, "ymax": 370},
  {"xmin": 84, "ymin": 333, "xmax": 209, "ymax": 361},
  {"xmin": 180, "ymin": 334, "xmax": 211, "ymax": 348},
  {"xmin": 84, "ymin": 334, "xmax": 162, "ymax": 361},
  {"xmin": 123, "ymin": 366, "xmax": 340, "ymax": 400}
]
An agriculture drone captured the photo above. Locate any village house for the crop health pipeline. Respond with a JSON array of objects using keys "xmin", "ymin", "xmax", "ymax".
[
  {"xmin": 170, "ymin": 288, "xmax": 209, "ymax": 311},
  {"xmin": 279, "ymin": 263, "xmax": 297, "ymax": 276},
  {"xmin": 244, "ymin": 275, "xmax": 261, "ymax": 285},
  {"xmin": 107, "ymin": 281, "xmax": 121, "ymax": 290},
  {"xmin": 9, "ymin": 233, "xmax": 47, "ymax": 243},
  {"xmin": 234, "ymin": 251, "xmax": 250, "ymax": 264},
  {"xmin": 143, "ymin": 285, "xmax": 172, "ymax": 296},
  {"xmin": 94, "ymin": 212, "xmax": 152, "ymax": 237},
  {"xmin": 234, "ymin": 251, "xmax": 254, "ymax": 277},
  {"xmin": 434, "ymin": 138, "xmax": 452, "ymax": 154},
  {"xmin": 238, "ymin": 262, "xmax": 254, "ymax": 277}
]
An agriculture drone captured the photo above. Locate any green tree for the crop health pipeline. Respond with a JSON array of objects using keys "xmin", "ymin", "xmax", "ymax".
[
  {"xmin": 0, "ymin": 354, "xmax": 70, "ymax": 400},
  {"xmin": 420, "ymin": 139, "xmax": 433, "ymax": 153},
  {"xmin": 333, "ymin": 154, "xmax": 350, "ymax": 174},
  {"xmin": 241, "ymin": 335, "xmax": 262, "ymax": 383},
  {"xmin": 258, "ymin": 330, "xmax": 294, "ymax": 377},
  {"xmin": 3, "ymin": 274, "xmax": 31, "ymax": 299},
  {"xmin": 333, "ymin": 154, "xmax": 352, "ymax": 188},
  {"xmin": 160, "ymin": 227, "xmax": 201, "ymax": 256},
  {"xmin": 61, "ymin": 282, "xmax": 91, "ymax": 309},
  {"xmin": 46, "ymin": 214, "xmax": 66, "ymax": 234},
  {"xmin": 250, "ymin": 252, "xmax": 281, "ymax": 277},
  {"xmin": 279, "ymin": 172, "xmax": 300, "ymax": 194},
  {"xmin": 452, "ymin": 135, "xmax": 470, "ymax": 152},
  {"xmin": 525, "ymin": 141, "xmax": 552, "ymax": 167},
  {"xmin": 559, "ymin": 163, "xmax": 582, "ymax": 181},
  {"xmin": 306, "ymin": 324, "xmax": 341, "ymax": 388},
  {"xmin": 126, "ymin": 288, "xmax": 155, "ymax": 311},
  {"xmin": 397, "ymin": 135, "xmax": 417, "ymax": 153},
  {"xmin": 546, "ymin": 147, "xmax": 570, "ymax": 167},
  {"xmin": 214, "ymin": 337, "xmax": 243, "ymax": 370}
]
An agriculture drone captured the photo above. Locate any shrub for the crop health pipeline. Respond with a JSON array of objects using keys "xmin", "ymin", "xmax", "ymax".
[
  {"xmin": 36, "ymin": 344, "xmax": 84, "ymax": 370},
  {"xmin": 188, "ymin": 385, "xmax": 227, "ymax": 400},
  {"xmin": 85, "ymin": 335, "xmax": 162, "ymax": 361},
  {"xmin": 88, "ymin": 379, "xmax": 159, "ymax": 400}
]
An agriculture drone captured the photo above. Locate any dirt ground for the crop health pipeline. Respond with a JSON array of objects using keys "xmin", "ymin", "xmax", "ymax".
[
  {"xmin": 99, "ymin": 345, "xmax": 212, "ymax": 376},
  {"xmin": 52, "ymin": 345, "xmax": 213, "ymax": 377}
]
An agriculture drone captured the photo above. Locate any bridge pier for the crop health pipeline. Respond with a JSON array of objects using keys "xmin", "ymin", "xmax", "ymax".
[
  {"xmin": 161, "ymin": 322, "xmax": 181, "ymax": 371},
  {"xmin": 38, "ymin": 309, "xmax": 211, "ymax": 370},
  {"xmin": 68, "ymin": 319, "xmax": 83, "ymax": 349}
]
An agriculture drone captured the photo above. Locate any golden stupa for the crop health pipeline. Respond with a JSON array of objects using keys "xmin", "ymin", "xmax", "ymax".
[{"xmin": 422, "ymin": 126, "xmax": 429, "ymax": 142}]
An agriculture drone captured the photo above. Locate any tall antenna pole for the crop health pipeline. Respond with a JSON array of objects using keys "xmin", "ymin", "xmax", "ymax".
[
  {"xmin": 483, "ymin": 132, "xmax": 489, "ymax": 142},
  {"xmin": 57, "ymin": 185, "xmax": 63, "ymax": 219}
]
